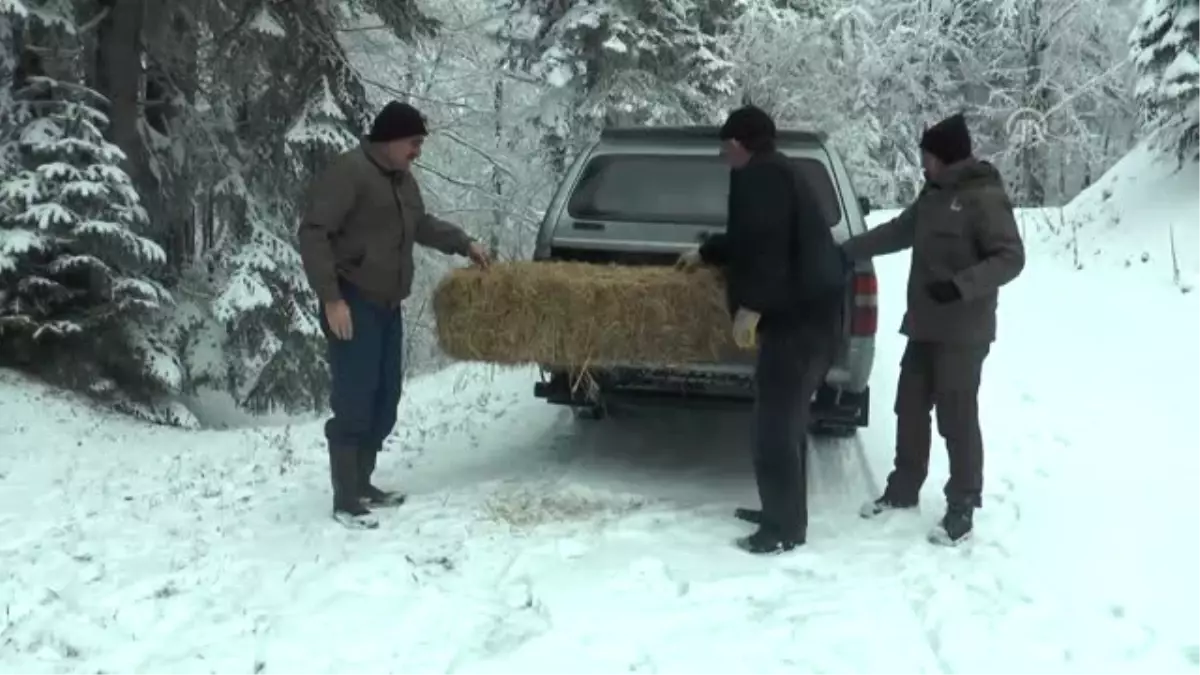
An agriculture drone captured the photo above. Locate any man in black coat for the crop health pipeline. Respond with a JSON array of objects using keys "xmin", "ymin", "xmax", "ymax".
[{"xmin": 677, "ymin": 106, "xmax": 848, "ymax": 554}]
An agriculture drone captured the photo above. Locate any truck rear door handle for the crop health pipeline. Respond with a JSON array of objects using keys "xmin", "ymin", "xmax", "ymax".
[{"xmin": 573, "ymin": 221, "xmax": 604, "ymax": 231}]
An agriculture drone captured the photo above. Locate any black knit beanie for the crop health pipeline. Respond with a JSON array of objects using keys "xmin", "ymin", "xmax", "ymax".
[
  {"xmin": 920, "ymin": 113, "xmax": 973, "ymax": 164},
  {"xmin": 719, "ymin": 105, "xmax": 776, "ymax": 152},
  {"xmin": 367, "ymin": 101, "xmax": 428, "ymax": 142}
]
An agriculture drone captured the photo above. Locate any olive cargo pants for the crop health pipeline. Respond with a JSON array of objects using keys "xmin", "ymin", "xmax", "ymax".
[{"xmin": 884, "ymin": 340, "xmax": 990, "ymax": 507}]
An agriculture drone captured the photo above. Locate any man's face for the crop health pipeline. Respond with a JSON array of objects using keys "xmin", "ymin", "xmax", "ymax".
[
  {"xmin": 720, "ymin": 138, "xmax": 751, "ymax": 169},
  {"xmin": 921, "ymin": 150, "xmax": 944, "ymax": 181},
  {"xmin": 383, "ymin": 135, "xmax": 425, "ymax": 170}
]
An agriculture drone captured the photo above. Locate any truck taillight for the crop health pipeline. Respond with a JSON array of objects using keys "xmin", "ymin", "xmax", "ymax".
[{"xmin": 850, "ymin": 272, "xmax": 878, "ymax": 336}]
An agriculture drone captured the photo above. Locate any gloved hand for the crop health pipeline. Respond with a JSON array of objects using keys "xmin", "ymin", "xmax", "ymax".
[
  {"xmin": 927, "ymin": 279, "xmax": 962, "ymax": 304},
  {"xmin": 675, "ymin": 246, "xmax": 702, "ymax": 272},
  {"xmin": 732, "ymin": 307, "xmax": 761, "ymax": 349}
]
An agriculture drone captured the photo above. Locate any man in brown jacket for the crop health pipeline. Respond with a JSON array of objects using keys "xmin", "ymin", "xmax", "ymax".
[
  {"xmin": 841, "ymin": 112, "xmax": 1024, "ymax": 546},
  {"xmin": 298, "ymin": 101, "xmax": 490, "ymax": 529}
]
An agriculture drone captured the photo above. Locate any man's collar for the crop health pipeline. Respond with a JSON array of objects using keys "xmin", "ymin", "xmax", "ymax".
[
  {"xmin": 730, "ymin": 148, "xmax": 778, "ymax": 172},
  {"xmin": 361, "ymin": 140, "xmax": 406, "ymax": 177}
]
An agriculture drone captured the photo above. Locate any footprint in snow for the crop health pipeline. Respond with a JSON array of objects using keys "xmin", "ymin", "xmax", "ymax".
[
  {"xmin": 1184, "ymin": 644, "xmax": 1199, "ymax": 665},
  {"xmin": 471, "ymin": 576, "xmax": 552, "ymax": 660},
  {"xmin": 620, "ymin": 557, "xmax": 689, "ymax": 598},
  {"xmin": 555, "ymin": 538, "xmax": 590, "ymax": 560}
]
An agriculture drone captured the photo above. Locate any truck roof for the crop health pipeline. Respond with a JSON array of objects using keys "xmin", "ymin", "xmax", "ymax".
[{"xmin": 598, "ymin": 125, "xmax": 827, "ymax": 147}]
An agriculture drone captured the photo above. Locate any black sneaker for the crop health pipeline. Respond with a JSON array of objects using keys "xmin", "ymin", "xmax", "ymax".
[
  {"xmin": 928, "ymin": 502, "xmax": 973, "ymax": 546},
  {"xmin": 736, "ymin": 525, "xmax": 804, "ymax": 555},
  {"xmin": 734, "ymin": 507, "xmax": 767, "ymax": 525},
  {"xmin": 859, "ymin": 493, "xmax": 918, "ymax": 519}
]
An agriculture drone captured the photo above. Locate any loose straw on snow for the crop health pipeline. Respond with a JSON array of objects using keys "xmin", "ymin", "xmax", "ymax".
[{"xmin": 432, "ymin": 261, "xmax": 736, "ymax": 368}]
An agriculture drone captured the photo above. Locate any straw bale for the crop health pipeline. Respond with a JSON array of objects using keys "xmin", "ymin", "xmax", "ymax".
[{"xmin": 432, "ymin": 261, "xmax": 735, "ymax": 367}]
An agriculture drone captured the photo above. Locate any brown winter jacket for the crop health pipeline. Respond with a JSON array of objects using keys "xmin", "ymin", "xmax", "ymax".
[
  {"xmin": 842, "ymin": 158, "xmax": 1025, "ymax": 344},
  {"xmin": 297, "ymin": 141, "xmax": 475, "ymax": 307}
]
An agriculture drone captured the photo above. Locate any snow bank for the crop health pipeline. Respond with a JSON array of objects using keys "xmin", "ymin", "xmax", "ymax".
[{"xmin": 1027, "ymin": 140, "xmax": 1199, "ymax": 290}]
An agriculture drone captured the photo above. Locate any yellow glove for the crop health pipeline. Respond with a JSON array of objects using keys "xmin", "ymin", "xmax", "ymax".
[
  {"xmin": 675, "ymin": 246, "xmax": 702, "ymax": 272},
  {"xmin": 732, "ymin": 308, "xmax": 761, "ymax": 349}
]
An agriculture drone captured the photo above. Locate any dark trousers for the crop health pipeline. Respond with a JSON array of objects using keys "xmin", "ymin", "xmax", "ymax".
[
  {"xmin": 751, "ymin": 311, "xmax": 840, "ymax": 540},
  {"xmin": 884, "ymin": 340, "xmax": 990, "ymax": 507},
  {"xmin": 321, "ymin": 282, "xmax": 405, "ymax": 455}
]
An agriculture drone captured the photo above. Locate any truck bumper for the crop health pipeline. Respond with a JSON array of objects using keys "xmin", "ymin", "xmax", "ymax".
[{"xmin": 534, "ymin": 367, "xmax": 869, "ymax": 428}]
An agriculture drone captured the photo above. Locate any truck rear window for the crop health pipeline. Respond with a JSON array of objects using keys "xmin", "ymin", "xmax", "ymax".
[{"xmin": 566, "ymin": 154, "xmax": 842, "ymax": 227}]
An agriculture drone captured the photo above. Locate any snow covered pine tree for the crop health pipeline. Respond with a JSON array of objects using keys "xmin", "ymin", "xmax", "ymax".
[
  {"xmin": 1130, "ymin": 0, "xmax": 1200, "ymax": 162},
  {"xmin": 0, "ymin": 75, "xmax": 174, "ymax": 411},
  {"xmin": 497, "ymin": 0, "xmax": 737, "ymax": 170}
]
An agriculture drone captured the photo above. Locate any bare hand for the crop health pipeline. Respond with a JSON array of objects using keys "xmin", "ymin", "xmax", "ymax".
[
  {"xmin": 324, "ymin": 299, "xmax": 353, "ymax": 340},
  {"xmin": 467, "ymin": 241, "xmax": 491, "ymax": 269}
]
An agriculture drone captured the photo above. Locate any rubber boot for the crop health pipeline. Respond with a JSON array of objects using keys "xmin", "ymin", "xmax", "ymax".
[
  {"xmin": 330, "ymin": 446, "xmax": 378, "ymax": 529},
  {"xmin": 358, "ymin": 447, "xmax": 406, "ymax": 508}
]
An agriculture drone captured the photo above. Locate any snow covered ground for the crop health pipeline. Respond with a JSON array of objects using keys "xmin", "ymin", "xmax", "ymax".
[{"xmin": 2, "ymin": 160, "xmax": 1198, "ymax": 673}]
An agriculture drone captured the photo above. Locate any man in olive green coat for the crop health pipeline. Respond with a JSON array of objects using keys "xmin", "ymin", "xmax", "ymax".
[
  {"xmin": 842, "ymin": 112, "xmax": 1025, "ymax": 546},
  {"xmin": 298, "ymin": 101, "xmax": 491, "ymax": 529}
]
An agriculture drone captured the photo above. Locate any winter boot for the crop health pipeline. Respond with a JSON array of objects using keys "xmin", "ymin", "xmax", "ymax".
[
  {"xmin": 330, "ymin": 447, "xmax": 378, "ymax": 530},
  {"xmin": 736, "ymin": 524, "xmax": 804, "ymax": 555},
  {"xmin": 859, "ymin": 491, "xmax": 919, "ymax": 519},
  {"xmin": 928, "ymin": 500, "xmax": 974, "ymax": 546},
  {"xmin": 358, "ymin": 447, "xmax": 406, "ymax": 508}
]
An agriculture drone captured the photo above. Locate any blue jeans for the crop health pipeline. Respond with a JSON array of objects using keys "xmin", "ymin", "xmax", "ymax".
[{"xmin": 320, "ymin": 281, "xmax": 404, "ymax": 452}]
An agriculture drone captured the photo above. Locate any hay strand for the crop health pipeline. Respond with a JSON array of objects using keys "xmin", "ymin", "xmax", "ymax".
[{"xmin": 432, "ymin": 261, "xmax": 735, "ymax": 367}]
